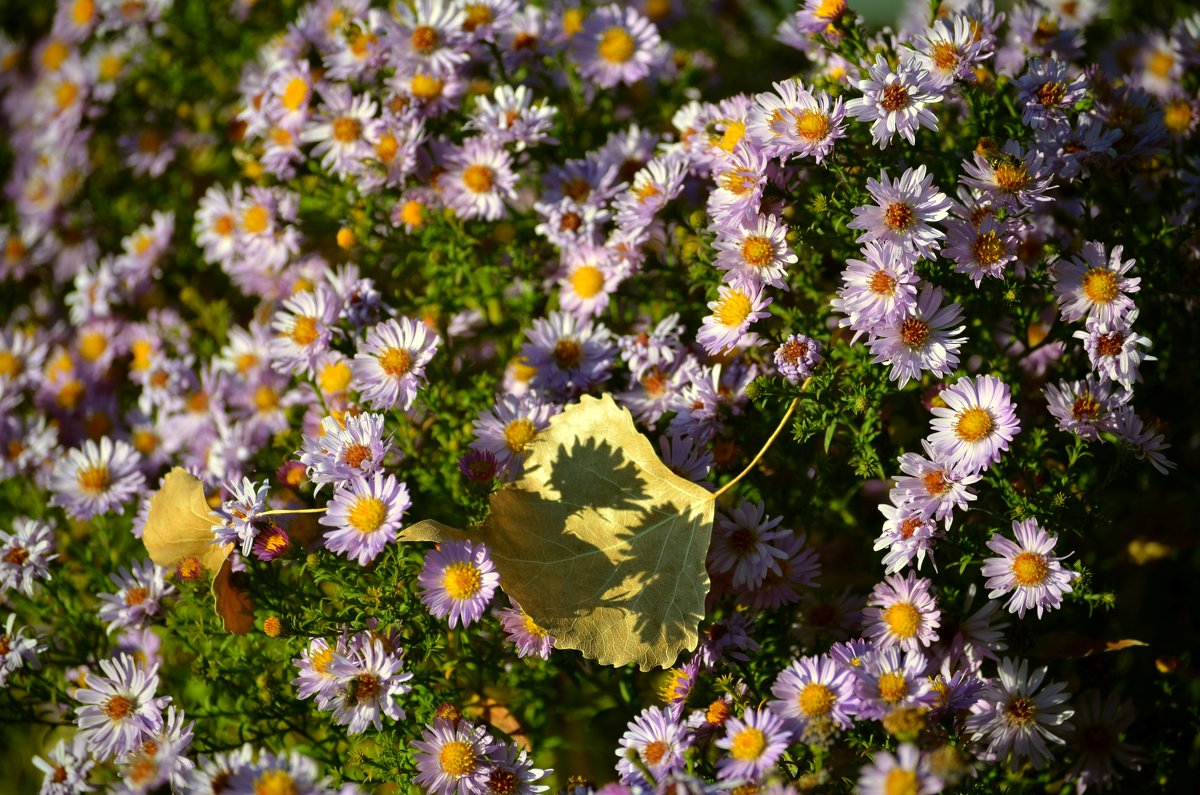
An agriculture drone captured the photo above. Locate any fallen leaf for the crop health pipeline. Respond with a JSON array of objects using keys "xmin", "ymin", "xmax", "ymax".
[
  {"xmin": 1031, "ymin": 633, "xmax": 1149, "ymax": 658},
  {"xmin": 465, "ymin": 695, "xmax": 529, "ymax": 750},
  {"xmin": 212, "ymin": 559, "xmax": 255, "ymax": 634},
  {"xmin": 142, "ymin": 468, "xmax": 231, "ymax": 573},
  {"xmin": 402, "ymin": 394, "xmax": 716, "ymax": 671}
]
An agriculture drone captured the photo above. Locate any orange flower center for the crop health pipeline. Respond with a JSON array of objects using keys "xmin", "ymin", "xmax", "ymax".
[{"xmin": 1011, "ymin": 551, "xmax": 1049, "ymax": 586}]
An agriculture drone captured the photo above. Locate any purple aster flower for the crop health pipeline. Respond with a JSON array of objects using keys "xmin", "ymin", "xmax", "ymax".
[
  {"xmin": 32, "ymin": 735, "xmax": 96, "ymax": 795},
  {"xmin": 966, "ymin": 657, "xmax": 1074, "ymax": 768},
  {"xmin": 768, "ymin": 654, "xmax": 858, "ymax": 734},
  {"xmin": 117, "ymin": 704, "xmax": 195, "ymax": 791},
  {"xmin": 319, "ymin": 472, "xmax": 411, "ymax": 565},
  {"xmin": 325, "ymin": 638, "xmax": 413, "ymax": 734},
  {"xmin": 1066, "ymin": 691, "xmax": 1144, "ymax": 791},
  {"xmin": 927, "ymin": 374, "xmax": 1021, "ymax": 475},
  {"xmin": 944, "ymin": 215, "xmax": 1020, "ymax": 285},
  {"xmin": 1052, "ymin": 241, "xmax": 1140, "ymax": 325},
  {"xmin": 74, "ymin": 654, "xmax": 167, "ymax": 761},
  {"xmin": 458, "ymin": 449, "xmax": 499, "ymax": 483},
  {"xmin": 743, "ymin": 530, "xmax": 821, "ymax": 611},
  {"xmin": 906, "ymin": 15, "xmax": 991, "ymax": 89},
  {"xmin": 659, "ymin": 432, "xmax": 714, "ymax": 483},
  {"xmin": 555, "ymin": 244, "xmax": 625, "ymax": 319},
  {"xmin": 571, "ymin": 4, "xmax": 665, "ymax": 89},
  {"xmin": 229, "ymin": 749, "xmax": 328, "ymax": 795},
  {"xmin": 929, "ymin": 665, "xmax": 986, "ymax": 715},
  {"xmin": 0, "ymin": 613, "xmax": 44, "ymax": 686},
  {"xmin": 615, "ymin": 706, "xmax": 691, "ymax": 785},
  {"xmin": 712, "ymin": 214, "xmax": 796, "ymax": 291},
  {"xmin": 1073, "ymin": 309, "xmax": 1155, "ymax": 391},
  {"xmin": 412, "ymin": 717, "xmax": 496, "ymax": 795},
  {"xmin": 875, "ymin": 503, "xmax": 942, "ymax": 573},
  {"xmin": 0, "ymin": 516, "xmax": 56, "ymax": 596},
  {"xmin": 706, "ymin": 144, "xmax": 769, "ymax": 230},
  {"xmin": 714, "ymin": 707, "xmax": 791, "ymax": 783},
  {"xmin": 298, "ymin": 412, "xmax": 392, "ymax": 492},
  {"xmin": 747, "ymin": 78, "xmax": 847, "ymax": 163},
  {"xmin": 982, "ymin": 518, "xmax": 1079, "ymax": 620},
  {"xmin": 846, "ymin": 55, "xmax": 943, "ymax": 148},
  {"xmin": 863, "ymin": 571, "xmax": 942, "ymax": 652},
  {"xmin": 889, "ymin": 440, "xmax": 980, "ymax": 527},
  {"xmin": 96, "ymin": 559, "xmax": 175, "ymax": 634},
  {"xmin": 269, "ymin": 287, "xmax": 342, "ymax": 377},
  {"xmin": 467, "ymin": 84, "xmax": 558, "ymax": 152},
  {"xmin": 520, "ymin": 311, "xmax": 616, "ymax": 399},
  {"xmin": 49, "ymin": 437, "xmax": 146, "ymax": 521},
  {"xmin": 418, "ymin": 540, "xmax": 500, "ymax": 628},
  {"xmin": 351, "ymin": 317, "xmax": 440, "ymax": 411},
  {"xmin": 482, "ymin": 742, "xmax": 551, "ymax": 795},
  {"xmin": 618, "ymin": 314, "xmax": 685, "ymax": 379},
  {"xmin": 300, "ymin": 84, "xmax": 377, "ymax": 180},
  {"xmin": 211, "ymin": 477, "xmax": 270, "ymax": 556},
  {"xmin": 292, "ymin": 636, "xmax": 348, "ymax": 703},
  {"xmin": 774, "ymin": 334, "xmax": 823, "ymax": 383},
  {"xmin": 960, "ymin": 139, "xmax": 1055, "ymax": 211},
  {"xmin": 442, "ymin": 137, "xmax": 519, "ymax": 222},
  {"xmin": 1044, "ymin": 376, "xmax": 1128, "ymax": 441},
  {"xmin": 832, "ymin": 240, "xmax": 920, "ymax": 337},
  {"xmin": 1035, "ymin": 113, "xmax": 1122, "ymax": 181},
  {"xmin": 1111, "ymin": 405, "xmax": 1175, "ymax": 475},
  {"xmin": 853, "ymin": 648, "xmax": 937, "ymax": 719},
  {"xmin": 857, "ymin": 743, "xmax": 942, "ymax": 795},
  {"xmin": 786, "ymin": 0, "xmax": 850, "ymax": 37},
  {"xmin": 848, "ymin": 166, "xmax": 952, "ymax": 259},
  {"xmin": 616, "ymin": 154, "xmax": 689, "ymax": 232},
  {"xmin": 697, "ymin": 283, "xmax": 772, "ymax": 356},
  {"xmin": 708, "ymin": 499, "xmax": 789, "ymax": 590},
  {"xmin": 251, "ymin": 523, "xmax": 291, "ymax": 562},
  {"xmin": 867, "ymin": 284, "xmax": 967, "ymax": 388},
  {"xmin": 496, "ymin": 598, "xmax": 554, "ymax": 659},
  {"xmin": 1015, "ymin": 58, "xmax": 1088, "ymax": 131}
]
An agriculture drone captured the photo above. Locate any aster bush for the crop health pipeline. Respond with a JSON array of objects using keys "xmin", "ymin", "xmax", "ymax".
[{"xmin": 1, "ymin": 0, "xmax": 1199, "ymax": 792}]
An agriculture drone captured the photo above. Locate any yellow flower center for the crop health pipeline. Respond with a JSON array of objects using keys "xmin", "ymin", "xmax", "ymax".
[
  {"xmin": 443, "ymin": 561, "xmax": 482, "ymax": 600},
  {"xmin": 342, "ymin": 443, "xmax": 371, "ymax": 469},
  {"xmin": 375, "ymin": 132, "xmax": 398, "ymax": 162},
  {"xmin": 1036, "ymin": 81, "xmax": 1067, "ymax": 107},
  {"xmin": 102, "ymin": 694, "xmax": 134, "ymax": 720},
  {"xmin": 332, "ymin": 117, "xmax": 360, "ymax": 143},
  {"xmin": 522, "ymin": 612, "xmax": 548, "ymax": 637},
  {"xmin": 954, "ymin": 407, "xmax": 993, "ymax": 442},
  {"xmin": 319, "ymin": 360, "xmax": 352, "ymax": 394},
  {"xmin": 411, "ymin": 74, "xmax": 445, "ymax": 100},
  {"xmin": 884, "ymin": 202, "xmax": 914, "ymax": 231},
  {"xmin": 972, "ymin": 230, "xmax": 1005, "ymax": 266},
  {"xmin": 55, "ymin": 81, "xmax": 80, "ymax": 111},
  {"xmin": 643, "ymin": 739, "xmax": 668, "ymax": 765},
  {"xmin": 884, "ymin": 602, "xmax": 921, "ymax": 639},
  {"xmin": 42, "ymin": 40, "xmax": 70, "ymax": 71},
  {"xmin": 310, "ymin": 645, "xmax": 334, "ymax": 675},
  {"xmin": 1004, "ymin": 696, "xmax": 1036, "ymax": 724},
  {"xmin": 1012, "ymin": 550, "xmax": 1049, "ymax": 586},
  {"xmin": 347, "ymin": 496, "xmax": 387, "ymax": 533},
  {"xmin": 439, "ymin": 740, "xmax": 477, "ymax": 775},
  {"xmin": 281, "ymin": 77, "xmax": 308, "ymax": 111},
  {"xmin": 869, "ymin": 270, "xmax": 896, "ymax": 295},
  {"xmin": 719, "ymin": 120, "xmax": 746, "ymax": 152},
  {"xmin": 598, "ymin": 27, "xmax": 635, "ymax": 64},
  {"xmin": 878, "ymin": 671, "xmax": 908, "ymax": 703},
  {"xmin": 0, "ymin": 351, "xmax": 20, "ymax": 378},
  {"xmin": 411, "ymin": 25, "xmax": 439, "ymax": 53},
  {"xmin": 815, "ymin": 0, "xmax": 846, "ymax": 20},
  {"xmin": 463, "ymin": 4, "xmax": 493, "ymax": 31},
  {"xmin": 254, "ymin": 770, "xmax": 298, "ymax": 795},
  {"xmin": 290, "ymin": 316, "xmax": 319, "ymax": 346},
  {"xmin": 993, "ymin": 162, "xmax": 1029, "ymax": 192},
  {"xmin": 77, "ymin": 464, "xmax": 110, "ymax": 495},
  {"xmin": 1081, "ymin": 268, "xmax": 1118, "ymax": 304},
  {"xmin": 899, "ymin": 318, "xmax": 930, "ymax": 348},
  {"xmin": 379, "ymin": 346, "xmax": 412, "ymax": 378},
  {"xmin": 884, "ymin": 768, "xmax": 920, "ymax": 795},
  {"xmin": 740, "ymin": 235, "xmax": 774, "ymax": 267},
  {"xmin": 72, "ymin": 0, "xmax": 95, "ymax": 25},
  {"xmin": 401, "ymin": 200, "xmax": 425, "ymax": 228},
  {"xmin": 729, "ymin": 726, "xmax": 767, "ymax": 760},
  {"xmin": 1072, "ymin": 393, "xmax": 1100, "ymax": 421},
  {"xmin": 78, "ymin": 331, "xmax": 108, "ymax": 362},
  {"xmin": 243, "ymin": 205, "xmax": 269, "ymax": 234},
  {"xmin": 798, "ymin": 682, "xmax": 835, "ymax": 717},
  {"xmin": 794, "ymin": 109, "xmax": 830, "ymax": 141},
  {"xmin": 880, "ymin": 83, "xmax": 910, "ymax": 112},
  {"xmin": 715, "ymin": 289, "xmax": 753, "ymax": 327},
  {"xmin": 1147, "ymin": 50, "xmax": 1174, "ymax": 79},
  {"xmin": 931, "ymin": 41, "xmax": 961, "ymax": 71},
  {"xmin": 503, "ymin": 418, "xmax": 538, "ymax": 455},
  {"xmin": 570, "ymin": 265, "xmax": 605, "ymax": 298},
  {"xmin": 1163, "ymin": 100, "xmax": 1193, "ymax": 135},
  {"xmin": 463, "ymin": 164, "xmax": 494, "ymax": 193}
]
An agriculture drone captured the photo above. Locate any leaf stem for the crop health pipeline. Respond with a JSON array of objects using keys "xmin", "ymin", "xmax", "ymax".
[
  {"xmin": 259, "ymin": 507, "xmax": 327, "ymax": 517},
  {"xmin": 713, "ymin": 397, "xmax": 801, "ymax": 500}
]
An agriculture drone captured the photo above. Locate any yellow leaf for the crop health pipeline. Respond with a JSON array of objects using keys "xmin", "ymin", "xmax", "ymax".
[
  {"xmin": 402, "ymin": 394, "xmax": 717, "ymax": 671},
  {"xmin": 142, "ymin": 467, "xmax": 231, "ymax": 574}
]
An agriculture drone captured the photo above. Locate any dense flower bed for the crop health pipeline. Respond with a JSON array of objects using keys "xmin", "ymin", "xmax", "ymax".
[{"xmin": 1, "ymin": 0, "xmax": 1198, "ymax": 792}]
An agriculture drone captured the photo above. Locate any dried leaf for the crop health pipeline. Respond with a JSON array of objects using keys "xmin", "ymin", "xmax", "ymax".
[
  {"xmin": 142, "ymin": 467, "xmax": 231, "ymax": 573},
  {"xmin": 212, "ymin": 559, "xmax": 255, "ymax": 634},
  {"xmin": 402, "ymin": 394, "xmax": 715, "ymax": 671},
  {"xmin": 1032, "ymin": 633, "xmax": 1149, "ymax": 658},
  {"xmin": 465, "ymin": 695, "xmax": 529, "ymax": 750}
]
